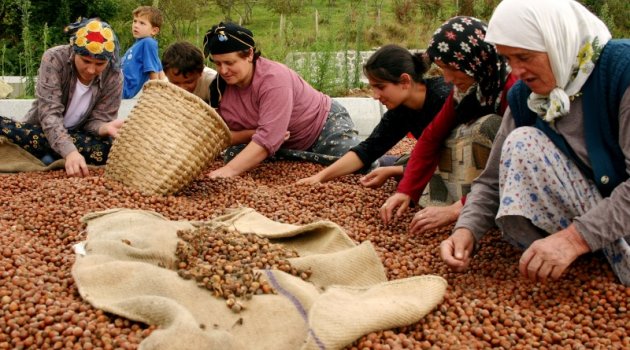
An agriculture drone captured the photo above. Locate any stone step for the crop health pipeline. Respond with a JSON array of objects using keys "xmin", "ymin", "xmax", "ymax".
[{"xmin": 0, "ymin": 97, "xmax": 385, "ymax": 139}]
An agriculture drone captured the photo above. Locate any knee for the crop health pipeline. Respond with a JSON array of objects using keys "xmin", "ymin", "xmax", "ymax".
[{"xmin": 501, "ymin": 126, "xmax": 548, "ymax": 158}]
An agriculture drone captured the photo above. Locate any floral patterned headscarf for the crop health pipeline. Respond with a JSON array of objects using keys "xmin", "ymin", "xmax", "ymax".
[
  {"xmin": 426, "ymin": 16, "xmax": 509, "ymax": 125},
  {"xmin": 486, "ymin": 0, "xmax": 611, "ymax": 124},
  {"xmin": 65, "ymin": 18, "xmax": 119, "ymax": 63}
]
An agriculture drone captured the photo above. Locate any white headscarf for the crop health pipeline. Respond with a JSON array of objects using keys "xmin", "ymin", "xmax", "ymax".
[{"xmin": 485, "ymin": 0, "xmax": 611, "ymax": 124}]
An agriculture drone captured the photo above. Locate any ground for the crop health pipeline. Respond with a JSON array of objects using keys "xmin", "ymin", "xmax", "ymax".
[{"xmin": 0, "ymin": 140, "xmax": 628, "ymax": 349}]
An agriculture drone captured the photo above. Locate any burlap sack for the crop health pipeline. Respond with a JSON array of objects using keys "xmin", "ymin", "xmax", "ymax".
[
  {"xmin": 0, "ymin": 79, "xmax": 13, "ymax": 99},
  {"xmin": 0, "ymin": 136, "xmax": 65, "ymax": 172},
  {"xmin": 72, "ymin": 208, "xmax": 447, "ymax": 350}
]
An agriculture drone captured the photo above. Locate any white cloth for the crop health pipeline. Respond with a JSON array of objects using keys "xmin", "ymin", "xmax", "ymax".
[
  {"xmin": 64, "ymin": 80, "xmax": 93, "ymax": 128},
  {"xmin": 485, "ymin": 0, "xmax": 611, "ymax": 124}
]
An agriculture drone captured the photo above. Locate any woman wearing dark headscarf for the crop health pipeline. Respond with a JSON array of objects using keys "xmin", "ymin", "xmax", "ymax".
[
  {"xmin": 441, "ymin": 0, "xmax": 630, "ymax": 285},
  {"xmin": 0, "ymin": 18, "xmax": 123, "ymax": 177},
  {"xmin": 203, "ymin": 22, "xmax": 360, "ymax": 178},
  {"xmin": 380, "ymin": 16, "xmax": 517, "ymax": 234}
]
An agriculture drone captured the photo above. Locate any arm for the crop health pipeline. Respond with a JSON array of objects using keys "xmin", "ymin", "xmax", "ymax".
[
  {"xmin": 149, "ymin": 71, "xmax": 161, "ymax": 80},
  {"xmin": 300, "ymin": 108, "xmax": 414, "ymax": 185},
  {"xmin": 571, "ymin": 87, "xmax": 630, "ymax": 250},
  {"xmin": 35, "ymin": 49, "xmax": 77, "ymax": 158},
  {"xmin": 440, "ymin": 111, "xmax": 515, "ymax": 269},
  {"xmin": 209, "ymin": 141, "xmax": 269, "ymax": 178},
  {"xmin": 297, "ymin": 151, "xmax": 365, "ymax": 184},
  {"xmin": 380, "ymin": 94, "xmax": 457, "ymax": 223},
  {"xmin": 396, "ymin": 93, "xmax": 457, "ymax": 202},
  {"xmin": 230, "ymin": 129, "xmax": 256, "ymax": 146}
]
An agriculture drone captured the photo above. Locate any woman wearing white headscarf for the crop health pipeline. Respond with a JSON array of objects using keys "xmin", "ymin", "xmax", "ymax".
[{"xmin": 440, "ymin": 0, "xmax": 630, "ymax": 285}]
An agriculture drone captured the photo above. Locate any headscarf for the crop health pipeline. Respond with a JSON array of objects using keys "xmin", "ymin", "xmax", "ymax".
[
  {"xmin": 426, "ymin": 16, "xmax": 509, "ymax": 125},
  {"xmin": 65, "ymin": 18, "xmax": 119, "ymax": 63},
  {"xmin": 485, "ymin": 0, "xmax": 611, "ymax": 124},
  {"xmin": 203, "ymin": 22, "xmax": 255, "ymax": 57}
]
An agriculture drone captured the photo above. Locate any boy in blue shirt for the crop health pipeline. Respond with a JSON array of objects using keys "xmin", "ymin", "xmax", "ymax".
[{"xmin": 121, "ymin": 6, "xmax": 164, "ymax": 99}]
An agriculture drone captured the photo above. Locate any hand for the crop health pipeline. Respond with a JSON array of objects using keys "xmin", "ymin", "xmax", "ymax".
[
  {"xmin": 284, "ymin": 131, "xmax": 291, "ymax": 141},
  {"xmin": 64, "ymin": 151, "xmax": 89, "ymax": 177},
  {"xmin": 518, "ymin": 225, "xmax": 590, "ymax": 283},
  {"xmin": 296, "ymin": 174, "xmax": 322, "ymax": 185},
  {"xmin": 360, "ymin": 166, "xmax": 397, "ymax": 188},
  {"xmin": 379, "ymin": 192, "xmax": 411, "ymax": 225},
  {"xmin": 98, "ymin": 119, "xmax": 124, "ymax": 138},
  {"xmin": 440, "ymin": 228, "xmax": 475, "ymax": 272},
  {"xmin": 209, "ymin": 165, "xmax": 240, "ymax": 178},
  {"xmin": 409, "ymin": 201, "xmax": 462, "ymax": 235}
]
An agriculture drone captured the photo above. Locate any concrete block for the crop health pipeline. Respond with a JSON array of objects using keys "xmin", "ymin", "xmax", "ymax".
[{"xmin": 0, "ymin": 97, "xmax": 384, "ymax": 139}]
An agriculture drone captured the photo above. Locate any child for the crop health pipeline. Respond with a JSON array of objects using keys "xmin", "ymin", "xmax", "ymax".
[
  {"xmin": 121, "ymin": 6, "xmax": 164, "ymax": 99},
  {"xmin": 162, "ymin": 41, "xmax": 217, "ymax": 104}
]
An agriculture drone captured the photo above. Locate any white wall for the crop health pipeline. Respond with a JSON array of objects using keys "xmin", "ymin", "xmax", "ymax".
[{"xmin": 0, "ymin": 97, "xmax": 384, "ymax": 139}]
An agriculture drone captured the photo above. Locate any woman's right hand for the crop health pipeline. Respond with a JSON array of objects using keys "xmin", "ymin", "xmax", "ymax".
[
  {"xmin": 379, "ymin": 192, "xmax": 411, "ymax": 225},
  {"xmin": 64, "ymin": 151, "xmax": 89, "ymax": 177},
  {"xmin": 439, "ymin": 228, "xmax": 475, "ymax": 272}
]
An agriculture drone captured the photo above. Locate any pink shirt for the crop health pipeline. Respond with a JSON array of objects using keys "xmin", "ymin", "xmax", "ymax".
[{"xmin": 218, "ymin": 57, "xmax": 330, "ymax": 155}]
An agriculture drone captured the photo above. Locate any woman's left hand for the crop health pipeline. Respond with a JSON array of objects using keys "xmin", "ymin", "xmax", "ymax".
[
  {"xmin": 409, "ymin": 200, "xmax": 463, "ymax": 235},
  {"xmin": 98, "ymin": 119, "xmax": 124, "ymax": 138},
  {"xmin": 518, "ymin": 225, "xmax": 590, "ymax": 283}
]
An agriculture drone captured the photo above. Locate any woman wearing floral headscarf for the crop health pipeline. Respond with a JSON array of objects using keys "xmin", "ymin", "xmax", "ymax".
[
  {"xmin": 0, "ymin": 18, "xmax": 123, "ymax": 177},
  {"xmin": 380, "ymin": 16, "xmax": 517, "ymax": 234},
  {"xmin": 441, "ymin": 0, "xmax": 630, "ymax": 285}
]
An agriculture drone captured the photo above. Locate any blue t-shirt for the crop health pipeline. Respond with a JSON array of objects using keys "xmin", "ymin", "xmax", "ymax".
[{"xmin": 121, "ymin": 37, "xmax": 162, "ymax": 99}]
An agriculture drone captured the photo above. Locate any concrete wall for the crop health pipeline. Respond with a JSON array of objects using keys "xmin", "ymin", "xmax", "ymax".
[{"xmin": 0, "ymin": 97, "xmax": 385, "ymax": 139}]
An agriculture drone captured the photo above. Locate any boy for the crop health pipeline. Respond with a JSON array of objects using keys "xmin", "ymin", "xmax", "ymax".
[
  {"xmin": 121, "ymin": 6, "xmax": 164, "ymax": 99},
  {"xmin": 162, "ymin": 41, "xmax": 217, "ymax": 104}
]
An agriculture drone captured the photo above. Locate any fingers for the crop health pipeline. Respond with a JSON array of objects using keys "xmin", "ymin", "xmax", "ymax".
[
  {"xmin": 409, "ymin": 211, "xmax": 426, "ymax": 235},
  {"xmin": 359, "ymin": 173, "xmax": 375, "ymax": 186},
  {"xmin": 379, "ymin": 202, "xmax": 393, "ymax": 224},
  {"xmin": 79, "ymin": 162, "xmax": 90, "ymax": 177},
  {"xmin": 439, "ymin": 239, "xmax": 469, "ymax": 271},
  {"xmin": 518, "ymin": 248, "xmax": 535, "ymax": 279}
]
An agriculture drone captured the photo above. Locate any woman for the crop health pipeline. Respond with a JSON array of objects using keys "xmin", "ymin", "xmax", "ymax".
[
  {"xmin": 0, "ymin": 18, "xmax": 123, "ymax": 177},
  {"xmin": 297, "ymin": 44, "xmax": 450, "ymax": 186},
  {"xmin": 380, "ymin": 16, "xmax": 517, "ymax": 234},
  {"xmin": 440, "ymin": 0, "xmax": 630, "ymax": 285},
  {"xmin": 202, "ymin": 22, "xmax": 360, "ymax": 178}
]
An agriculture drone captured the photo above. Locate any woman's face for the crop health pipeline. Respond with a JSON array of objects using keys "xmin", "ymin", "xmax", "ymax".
[
  {"xmin": 74, "ymin": 55, "xmax": 109, "ymax": 85},
  {"xmin": 367, "ymin": 74, "xmax": 411, "ymax": 110},
  {"xmin": 496, "ymin": 44, "xmax": 556, "ymax": 95},
  {"xmin": 211, "ymin": 50, "xmax": 254, "ymax": 88},
  {"xmin": 434, "ymin": 60, "xmax": 475, "ymax": 93}
]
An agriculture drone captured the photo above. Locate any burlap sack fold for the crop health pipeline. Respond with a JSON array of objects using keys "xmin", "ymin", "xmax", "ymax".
[
  {"xmin": 72, "ymin": 208, "xmax": 447, "ymax": 350},
  {"xmin": 0, "ymin": 136, "xmax": 66, "ymax": 172}
]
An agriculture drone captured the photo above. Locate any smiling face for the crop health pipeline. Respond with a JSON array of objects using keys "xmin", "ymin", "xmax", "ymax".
[
  {"xmin": 211, "ymin": 50, "xmax": 254, "ymax": 88},
  {"xmin": 74, "ymin": 54, "xmax": 109, "ymax": 84},
  {"xmin": 496, "ymin": 44, "xmax": 557, "ymax": 95},
  {"xmin": 434, "ymin": 60, "xmax": 475, "ymax": 93},
  {"xmin": 367, "ymin": 75, "xmax": 410, "ymax": 110},
  {"xmin": 132, "ymin": 14, "xmax": 159, "ymax": 39}
]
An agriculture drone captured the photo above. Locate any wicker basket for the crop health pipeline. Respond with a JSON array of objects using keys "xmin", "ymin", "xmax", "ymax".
[{"xmin": 104, "ymin": 80, "xmax": 230, "ymax": 195}]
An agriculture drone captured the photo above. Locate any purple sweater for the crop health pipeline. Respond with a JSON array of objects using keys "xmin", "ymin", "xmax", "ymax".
[{"xmin": 217, "ymin": 57, "xmax": 330, "ymax": 155}]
